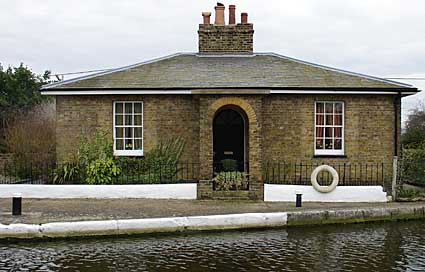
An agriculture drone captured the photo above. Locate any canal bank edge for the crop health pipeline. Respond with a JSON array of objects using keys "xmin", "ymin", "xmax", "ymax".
[{"xmin": 1, "ymin": 204, "xmax": 425, "ymax": 240}]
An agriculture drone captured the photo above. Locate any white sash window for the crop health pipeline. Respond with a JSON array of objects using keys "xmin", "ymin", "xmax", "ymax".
[
  {"xmin": 315, "ymin": 101, "xmax": 344, "ymax": 156},
  {"xmin": 113, "ymin": 101, "xmax": 143, "ymax": 156}
]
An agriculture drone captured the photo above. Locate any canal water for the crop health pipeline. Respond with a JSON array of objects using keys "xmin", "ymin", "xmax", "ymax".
[{"xmin": 0, "ymin": 220, "xmax": 424, "ymax": 271}]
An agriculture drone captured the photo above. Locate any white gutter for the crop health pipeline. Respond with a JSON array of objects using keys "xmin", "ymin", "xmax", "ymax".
[
  {"xmin": 41, "ymin": 90, "xmax": 192, "ymax": 95},
  {"xmin": 41, "ymin": 89, "xmax": 415, "ymax": 96},
  {"xmin": 270, "ymin": 90, "xmax": 416, "ymax": 95}
]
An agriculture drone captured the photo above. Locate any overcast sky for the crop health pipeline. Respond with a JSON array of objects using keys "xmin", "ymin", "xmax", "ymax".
[{"xmin": 1, "ymin": 0, "xmax": 425, "ymax": 122}]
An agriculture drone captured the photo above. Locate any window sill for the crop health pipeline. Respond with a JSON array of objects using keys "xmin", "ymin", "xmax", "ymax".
[
  {"xmin": 313, "ymin": 155, "xmax": 347, "ymax": 158},
  {"xmin": 114, "ymin": 150, "xmax": 144, "ymax": 157}
]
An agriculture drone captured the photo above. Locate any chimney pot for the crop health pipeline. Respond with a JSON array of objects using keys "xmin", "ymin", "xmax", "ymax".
[
  {"xmin": 241, "ymin": 12, "xmax": 248, "ymax": 24},
  {"xmin": 214, "ymin": 4, "xmax": 225, "ymax": 25},
  {"xmin": 229, "ymin": 5, "xmax": 236, "ymax": 25},
  {"xmin": 202, "ymin": 12, "xmax": 211, "ymax": 25}
]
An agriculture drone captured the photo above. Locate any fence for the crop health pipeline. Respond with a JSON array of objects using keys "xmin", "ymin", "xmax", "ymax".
[
  {"xmin": 1, "ymin": 159, "xmax": 398, "ymax": 188},
  {"xmin": 263, "ymin": 161, "xmax": 390, "ymax": 187},
  {"xmin": 0, "ymin": 161, "xmax": 199, "ymax": 185}
]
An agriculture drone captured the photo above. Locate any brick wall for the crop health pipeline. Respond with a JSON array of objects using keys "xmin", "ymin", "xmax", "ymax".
[
  {"xmin": 56, "ymin": 95, "xmax": 200, "ymax": 163},
  {"xmin": 0, "ymin": 153, "xmax": 12, "ymax": 169},
  {"xmin": 198, "ymin": 24, "xmax": 254, "ymax": 54}
]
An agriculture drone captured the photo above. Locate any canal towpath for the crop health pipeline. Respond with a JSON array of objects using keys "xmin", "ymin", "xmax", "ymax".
[{"xmin": 1, "ymin": 199, "xmax": 424, "ymax": 239}]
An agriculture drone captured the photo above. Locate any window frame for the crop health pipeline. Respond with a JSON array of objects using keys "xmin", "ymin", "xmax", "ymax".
[
  {"xmin": 314, "ymin": 101, "xmax": 345, "ymax": 156},
  {"xmin": 113, "ymin": 101, "xmax": 144, "ymax": 156}
]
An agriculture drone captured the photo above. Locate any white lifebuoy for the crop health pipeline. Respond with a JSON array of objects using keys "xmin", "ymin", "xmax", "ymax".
[{"xmin": 311, "ymin": 165, "xmax": 339, "ymax": 193}]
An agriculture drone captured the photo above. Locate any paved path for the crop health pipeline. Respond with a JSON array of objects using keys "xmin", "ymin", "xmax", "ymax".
[{"xmin": 1, "ymin": 198, "xmax": 424, "ymax": 225}]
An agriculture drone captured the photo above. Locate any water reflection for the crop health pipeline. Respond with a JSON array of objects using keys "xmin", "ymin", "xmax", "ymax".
[{"xmin": 0, "ymin": 220, "xmax": 424, "ymax": 271}]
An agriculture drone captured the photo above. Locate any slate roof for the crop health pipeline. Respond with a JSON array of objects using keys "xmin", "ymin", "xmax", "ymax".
[{"xmin": 42, "ymin": 53, "xmax": 417, "ymax": 91}]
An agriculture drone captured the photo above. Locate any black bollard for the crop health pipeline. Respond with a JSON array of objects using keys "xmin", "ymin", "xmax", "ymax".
[
  {"xmin": 12, "ymin": 193, "xmax": 22, "ymax": 216},
  {"xmin": 296, "ymin": 193, "xmax": 302, "ymax": 208}
]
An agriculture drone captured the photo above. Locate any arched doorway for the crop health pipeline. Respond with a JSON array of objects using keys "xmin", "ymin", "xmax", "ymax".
[{"xmin": 213, "ymin": 107, "xmax": 248, "ymax": 172}]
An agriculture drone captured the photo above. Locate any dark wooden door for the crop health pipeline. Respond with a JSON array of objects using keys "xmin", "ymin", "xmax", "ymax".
[{"xmin": 213, "ymin": 109, "xmax": 245, "ymax": 172}]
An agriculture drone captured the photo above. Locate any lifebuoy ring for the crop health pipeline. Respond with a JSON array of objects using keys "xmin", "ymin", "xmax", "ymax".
[{"xmin": 311, "ymin": 165, "xmax": 339, "ymax": 193}]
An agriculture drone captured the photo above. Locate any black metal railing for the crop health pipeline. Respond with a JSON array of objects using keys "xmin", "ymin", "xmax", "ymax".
[
  {"xmin": 263, "ymin": 161, "xmax": 389, "ymax": 186},
  {"xmin": 0, "ymin": 161, "xmax": 200, "ymax": 185},
  {"xmin": 212, "ymin": 161, "xmax": 250, "ymax": 191}
]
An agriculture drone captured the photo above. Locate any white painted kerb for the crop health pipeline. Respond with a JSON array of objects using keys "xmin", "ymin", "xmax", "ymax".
[
  {"xmin": 0, "ymin": 184, "xmax": 197, "ymax": 199},
  {"xmin": 264, "ymin": 184, "xmax": 388, "ymax": 203},
  {"xmin": 0, "ymin": 212, "xmax": 288, "ymax": 239}
]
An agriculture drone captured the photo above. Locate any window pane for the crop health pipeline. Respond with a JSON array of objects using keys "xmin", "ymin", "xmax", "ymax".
[
  {"xmin": 116, "ymin": 139, "xmax": 124, "ymax": 150},
  {"xmin": 334, "ymin": 127, "xmax": 342, "ymax": 138},
  {"xmin": 316, "ymin": 127, "xmax": 324, "ymax": 138},
  {"xmin": 316, "ymin": 114, "xmax": 324, "ymax": 125},
  {"xmin": 334, "ymin": 139, "xmax": 342, "ymax": 150},
  {"xmin": 134, "ymin": 103, "xmax": 142, "ymax": 114},
  {"xmin": 125, "ymin": 103, "xmax": 133, "ymax": 114},
  {"xmin": 325, "ymin": 139, "xmax": 333, "ymax": 149},
  {"xmin": 134, "ymin": 139, "xmax": 143, "ymax": 150},
  {"xmin": 134, "ymin": 115, "xmax": 142, "ymax": 126},
  {"xmin": 115, "ymin": 115, "xmax": 123, "ymax": 126},
  {"xmin": 335, "ymin": 114, "xmax": 342, "ymax": 126},
  {"xmin": 326, "ymin": 114, "xmax": 333, "ymax": 125},
  {"xmin": 125, "ymin": 139, "xmax": 133, "ymax": 150},
  {"xmin": 115, "ymin": 128, "xmax": 123, "ymax": 138},
  {"xmin": 325, "ymin": 103, "xmax": 333, "ymax": 114},
  {"xmin": 335, "ymin": 103, "xmax": 343, "ymax": 114},
  {"xmin": 125, "ymin": 127, "xmax": 133, "ymax": 138},
  {"xmin": 115, "ymin": 103, "xmax": 123, "ymax": 114},
  {"xmin": 316, "ymin": 139, "xmax": 324, "ymax": 149},
  {"xmin": 125, "ymin": 115, "xmax": 132, "ymax": 126},
  {"xmin": 325, "ymin": 127, "xmax": 333, "ymax": 138},
  {"xmin": 316, "ymin": 103, "xmax": 324, "ymax": 113},
  {"xmin": 134, "ymin": 127, "xmax": 143, "ymax": 138}
]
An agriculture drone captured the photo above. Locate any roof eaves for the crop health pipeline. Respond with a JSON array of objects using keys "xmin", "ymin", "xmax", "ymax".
[
  {"xmin": 41, "ymin": 52, "xmax": 196, "ymax": 90},
  {"xmin": 257, "ymin": 52, "xmax": 415, "ymax": 89}
]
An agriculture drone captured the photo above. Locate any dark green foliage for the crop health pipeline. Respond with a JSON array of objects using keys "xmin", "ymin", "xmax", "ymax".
[
  {"xmin": 221, "ymin": 159, "xmax": 238, "ymax": 171},
  {"xmin": 397, "ymin": 187, "xmax": 425, "ymax": 199},
  {"xmin": 401, "ymin": 146, "xmax": 425, "ymax": 187},
  {"xmin": 402, "ymin": 105, "xmax": 425, "ymax": 148}
]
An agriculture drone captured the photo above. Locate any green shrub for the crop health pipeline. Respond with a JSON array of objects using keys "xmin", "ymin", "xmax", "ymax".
[
  {"xmin": 85, "ymin": 158, "xmax": 121, "ymax": 185},
  {"xmin": 53, "ymin": 129, "xmax": 114, "ymax": 184},
  {"xmin": 397, "ymin": 188, "xmax": 425, "ymax": 199},
  {"xmin": 53, "ymin": 161, "xmax": 81, "ymax": 184},
  {"xmin": 401, "ymin": 146, "xmax": 425, "ymax": 187},
  {"xmin": 213, "ymin": 171, "xmax": 249, "ymax": 191},
  {"xmin": 78, "ymin": 129, "xmax": 113, "ymax": 165},
  {"xmin": 221, "ymin": 159, "xmax": 238, "ymax": 171}
]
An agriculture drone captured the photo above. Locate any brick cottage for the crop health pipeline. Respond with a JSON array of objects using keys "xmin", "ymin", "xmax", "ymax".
[{"xmin": 41, "ymin": 4, "xmax": 418, "ymax": 200}]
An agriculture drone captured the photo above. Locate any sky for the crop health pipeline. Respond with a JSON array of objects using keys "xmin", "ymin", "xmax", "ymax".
[{"xmin": 1, "ymin": 0, "xmax": 425, "ymax": 123}]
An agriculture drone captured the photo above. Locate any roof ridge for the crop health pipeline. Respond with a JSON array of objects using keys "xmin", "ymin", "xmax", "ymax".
[
  {"xmin": 41, "ymin": 52, "xmax": 195, "ymax": 90},
  {"xmin": 256, "ymin": 52, "xmax": 413, "ymax": 88}
]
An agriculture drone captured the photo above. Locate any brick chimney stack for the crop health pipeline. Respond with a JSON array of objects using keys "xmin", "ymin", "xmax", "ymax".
[
  {"xmin": 229, "ymin": 5, "xmax": 236, "ymax": 25},
  {"xmin": 198, "ymin": 4, "xmax": 254, "ymax": 54}
]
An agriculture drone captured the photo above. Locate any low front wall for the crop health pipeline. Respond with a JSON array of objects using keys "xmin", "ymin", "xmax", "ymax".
[
  {"xmin": 264, "ymin": 184, "xmax": 388, "ymax": 203},
  {"xmin": 0, "ymin": 184, "xmax": 197, "ymax": 200}
]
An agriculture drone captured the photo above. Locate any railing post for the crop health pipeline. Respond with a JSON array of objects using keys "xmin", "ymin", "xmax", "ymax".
[{"xmin": 392, "ymin": 156, "xmax": 398, "ymax": 201}]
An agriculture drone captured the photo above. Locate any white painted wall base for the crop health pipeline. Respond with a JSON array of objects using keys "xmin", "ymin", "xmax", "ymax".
[
  {"xmin": 264, "ymin": 184, "xmax": 388, "ymax": 203},
  {"xmin": 0, "ymin": 184, "xmax": 197, "ymax": 199}
]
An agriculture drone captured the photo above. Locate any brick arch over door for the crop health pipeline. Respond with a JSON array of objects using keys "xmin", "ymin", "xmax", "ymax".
[{"xmin": 199, "ymin": 97, "xmax": 262, "ymax": 181}]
